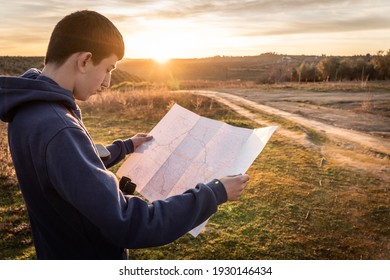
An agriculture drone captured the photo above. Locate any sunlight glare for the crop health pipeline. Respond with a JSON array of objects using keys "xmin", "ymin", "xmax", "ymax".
[{"xmin": 125, "ymin": 19, "xmax": 210, "ymax": 61}]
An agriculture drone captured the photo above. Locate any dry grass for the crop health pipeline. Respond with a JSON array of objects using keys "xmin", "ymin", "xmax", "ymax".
[
  {"xmin": 360, "ymin": 92, "xmax": 374, "ymax": 113},
  {"xmin": 1, "ymin": 88, "xmax": 389, "ymax": 260},
  {"xmin": 85, "ymin": 89, "xmax": 390, "ymax": 260},
  {"xmin": 0, "ymin": 123, "xmax": 15, "ymax": 183},
  {"xmin": 0, "ymin": 122, "xmax": 34, "ymax": 259}
]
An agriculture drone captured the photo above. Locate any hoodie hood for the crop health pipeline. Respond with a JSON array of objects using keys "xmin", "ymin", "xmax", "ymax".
[{"xmin": 0, "ymin": 68, "xmax": 77, "ymax": 122}]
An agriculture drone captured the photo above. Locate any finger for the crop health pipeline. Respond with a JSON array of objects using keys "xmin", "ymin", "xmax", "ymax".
[
  {"xmin": 240, "ymin": 174, "xmax": 250, "ymax": 182},
  {"xmin": 227, "ymin": 173, "xmax": 242, "ymax": 177},
  {"xmin": 139, "ymin": 134, "xmax": 153, "ymax": 138},
  {"xmin": 135, "ymin": 134, "xmax": 153, "ymax": 140},
  {"xmin": 143, "ymin": 135, "xmax": 153, "ymax": 141}
]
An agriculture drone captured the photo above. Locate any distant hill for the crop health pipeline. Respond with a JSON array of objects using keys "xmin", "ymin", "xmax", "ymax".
[
  {"xmin": 117, "ymin": 53, "xmax": 321, "ymax": 82},
  {"xmin": 0, "ymin": 56, "xmax": 143, "ymax": 86},
  {"xmin": 110, "ymin": 68, "xmax": 143, "ymax": 85},
  {"xmin": 2, "ymin": 52, "xmax": 387, "ymax": 84},
  {"xmin": 117, "ymin": 52, "xmax": 390, "ymax": 83},
  {"xmin": 0, "ymin": 56, "xmax": 44, "ymax": 76}
]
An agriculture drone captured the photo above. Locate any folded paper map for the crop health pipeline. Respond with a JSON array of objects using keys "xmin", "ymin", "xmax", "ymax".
[{"xmin": 117, "ymin": 103, "xmax": 277, "ymax": 236}]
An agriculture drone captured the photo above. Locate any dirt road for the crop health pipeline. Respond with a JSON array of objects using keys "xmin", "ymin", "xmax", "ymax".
[{"xmin": 184, "ymin": 90, "xmax": 390, "ymax": 180}]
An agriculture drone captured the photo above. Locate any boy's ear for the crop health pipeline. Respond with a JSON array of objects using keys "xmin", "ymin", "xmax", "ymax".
[{"xmin": 76, "ymin": 52, "xmax": 93, "ymax": 73}]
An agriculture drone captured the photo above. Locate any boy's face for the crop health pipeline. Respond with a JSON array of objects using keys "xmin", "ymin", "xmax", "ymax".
[{"xmin": 74, "ymin": 53, "xmax": 118, "ymax": 101}]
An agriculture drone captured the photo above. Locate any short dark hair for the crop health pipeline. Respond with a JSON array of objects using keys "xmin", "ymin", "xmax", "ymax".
[{"xmin": 45, "ymin": 10, "xmax": 124, "ymax": 66}]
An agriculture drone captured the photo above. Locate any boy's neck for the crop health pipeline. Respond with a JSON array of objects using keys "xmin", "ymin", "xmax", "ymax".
[{"xmin": 41, "ymin": 56, "xmax": 78, "ymax": 93}]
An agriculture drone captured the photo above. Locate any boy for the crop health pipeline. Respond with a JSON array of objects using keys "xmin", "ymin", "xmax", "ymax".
[{"xmin": 0, "ymin": 10, "xmax": 249, "ymax": 259}]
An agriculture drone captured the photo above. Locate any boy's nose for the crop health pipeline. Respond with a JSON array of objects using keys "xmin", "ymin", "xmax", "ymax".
[{"xmin": 101, "ymin": 74, "xmax": 111, "ymax": 88}]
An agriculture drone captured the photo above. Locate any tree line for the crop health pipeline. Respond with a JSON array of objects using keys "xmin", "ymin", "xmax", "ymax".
[{"xmin": 268, "ymin": 50, "xmax": 390, "ymax": 83}]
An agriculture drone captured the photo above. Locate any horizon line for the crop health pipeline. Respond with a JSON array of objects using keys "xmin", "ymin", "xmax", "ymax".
[{"xmin": 0, "ymin": 51, "xmax": 385, "ymax": 60}]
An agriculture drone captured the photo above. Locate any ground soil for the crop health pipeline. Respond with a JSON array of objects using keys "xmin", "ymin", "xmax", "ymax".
[
  {"xmin": 186, "ymin": 89, "xmax": 390, "ymax": 181},
  {"xmin": 224, "ymin": 89, "xmax": 390, "ymax": 137}
]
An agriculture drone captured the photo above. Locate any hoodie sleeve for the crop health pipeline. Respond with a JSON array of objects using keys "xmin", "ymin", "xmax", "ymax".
[
  {"xmin": 103, "ymin": 139, "xmax": 134, "ymax": 168},
  {"xmin": 45, "ymin": 127, "xmax": 227, "ymax": 249}
]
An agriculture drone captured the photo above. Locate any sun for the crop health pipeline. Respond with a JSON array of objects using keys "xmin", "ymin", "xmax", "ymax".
[
  {"xmin": 153, "ymin": 55, "xmax": 171, "ymax": 64},
  {"xmin": 130, "ymin": 31, "xmax": 189, "ymax": 62},
  {"xmin": 125, "ymin": 19, "xmax": 204, "ymax": 61},
  {"xmin": 147, "ymin": 49, "xmax": 174, "ymax": 64}
]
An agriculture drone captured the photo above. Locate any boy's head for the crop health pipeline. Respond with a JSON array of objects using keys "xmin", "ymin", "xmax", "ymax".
[{"xmin": 45, "ymin": 10, "xmax": 124, "ymax": 66}]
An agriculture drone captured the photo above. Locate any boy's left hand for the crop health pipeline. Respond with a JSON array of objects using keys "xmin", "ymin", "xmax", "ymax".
[{"xmin": 130, "ymin": 133, "xmax": 153, "ymax": 150}]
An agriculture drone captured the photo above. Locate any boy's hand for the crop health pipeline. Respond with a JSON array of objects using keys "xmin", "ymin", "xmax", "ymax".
[
  {"xmin": 130, "ymin": 133, "xmax": 153, "ymax": 150},
  {"xmin": 219, "ymin": 174, "xmax": 250, "ymax": 201}
]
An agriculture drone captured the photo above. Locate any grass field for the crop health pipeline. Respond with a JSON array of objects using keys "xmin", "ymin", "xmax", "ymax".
[{"xmin": 0, "ymin": 88, "xmax": 389, "ymax": 259}]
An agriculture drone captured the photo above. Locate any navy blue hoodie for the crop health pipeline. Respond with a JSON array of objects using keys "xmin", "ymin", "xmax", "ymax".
[{"xmin": 0, "ymin": 69, "xmax": 227, "ymax": 259}]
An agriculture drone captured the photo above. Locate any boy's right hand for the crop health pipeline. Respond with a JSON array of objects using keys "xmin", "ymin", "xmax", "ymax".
[{"xmin": 219, "ymin": 174, "xmax": 250, "ymax": 201}]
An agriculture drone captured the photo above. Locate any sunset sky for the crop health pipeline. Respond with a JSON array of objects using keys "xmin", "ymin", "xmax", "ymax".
[{"xmin": 1, "ymin": 0, "xmax": 389, "ymax": 61}]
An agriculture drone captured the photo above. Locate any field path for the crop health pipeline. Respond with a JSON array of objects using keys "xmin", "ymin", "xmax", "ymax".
[{"xmin": 182, "ymin": 90, "xmax": 390, "ymax": 179}]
